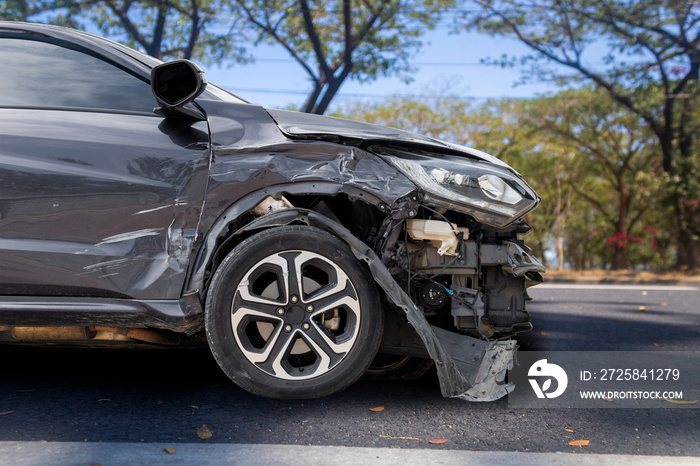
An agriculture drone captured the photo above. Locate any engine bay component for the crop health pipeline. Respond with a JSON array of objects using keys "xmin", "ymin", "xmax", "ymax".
[
  {"xmin": 405, "ymin": 219, "xmax": 469, "ymax": 256},
  {"xmin": 418, "ymin": 280, "xmax": 451, "ymax": 311},
  {"xmin": 252, "ymin": 196, "xmax": 294, "ymax": 216}
]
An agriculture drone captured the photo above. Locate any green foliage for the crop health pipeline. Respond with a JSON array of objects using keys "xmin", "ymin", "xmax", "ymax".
[
  {"xmin": 233, "ymin": 0, "xmax": 452, "ymax": 113},
  {"xmin": 459, "ymin": 0, "xmax": 700, "ymax": 267},
  {"xmin": 3, "ymin": 0, "xmax": 247, "ymax": 63},
  {"xmin": 332, "ymin": 84, "xmax": 470, "ymax": 140},
  {"xmin": 0, "ymin": 0, "xmax": 31, "ymax": 20}
]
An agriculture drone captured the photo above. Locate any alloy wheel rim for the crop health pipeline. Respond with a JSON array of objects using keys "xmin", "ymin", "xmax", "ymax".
[{"xmin": 231, "ymin": 250, "xmax": 361, "ymax": 380}]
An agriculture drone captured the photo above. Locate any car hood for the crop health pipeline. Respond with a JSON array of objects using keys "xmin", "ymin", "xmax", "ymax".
[{"xmin": 265, "ymin": 109, "xmax": 514, "ymax": 172}]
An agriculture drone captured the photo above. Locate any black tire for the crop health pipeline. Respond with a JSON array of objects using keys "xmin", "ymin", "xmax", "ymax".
[
  {"xmin": 205, "ymin": 225, "xmax": 383, "ymax": 399},
  {"xmin": 364, "ymin": 354, "xmax": 434, "ymax": 381}
]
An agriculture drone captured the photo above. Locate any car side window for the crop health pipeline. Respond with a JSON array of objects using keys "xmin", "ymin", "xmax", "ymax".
[{"xmin": 0, "ymin": 37, "xmax": 156, "ymax": 113}]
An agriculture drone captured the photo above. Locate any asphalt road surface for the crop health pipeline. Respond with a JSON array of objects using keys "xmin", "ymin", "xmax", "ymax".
[{"xmin": 1, "ymin": 284, "xmax": 698, "ymax": 462}]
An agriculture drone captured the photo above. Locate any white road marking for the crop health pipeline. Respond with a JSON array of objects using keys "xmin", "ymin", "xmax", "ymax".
[
  {"xmin": 536, "ymin": 284, "xmax": 699, "ymax": 291},
  {"xmin": 0, "ymin": 442, "xmax": 697, "ymax": 466}
]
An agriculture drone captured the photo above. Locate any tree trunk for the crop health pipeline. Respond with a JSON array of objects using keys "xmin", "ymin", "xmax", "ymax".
[
  {"xmin": 610, "ymin": 245, "xmax": 626, "ymax": 270},
  {"xmin": 610, "ymin": 188, "xmax": 630, "ymax": 270},
  {"xmin": 554, "ymin": 176, "xmax": 565, "ymax": 270},
  {"xmin": 672, "ymin": 192, "xmax": 700, "ymax": 270},
  {"xmin": 556, "ymin": 237, "xmax": 565, "ymax": 271},
  {"xmin": 675, "ymin": 228, "xmax": 699, "ymax": 270},
  {"xmin": 534, "ymin": 241, "xmax": 548, "ymax": 268}
]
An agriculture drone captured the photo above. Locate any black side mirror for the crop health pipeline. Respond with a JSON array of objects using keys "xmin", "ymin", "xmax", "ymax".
[{"xmin": 151, "ymin": 60, "xmax": 207, "ymax": 119}]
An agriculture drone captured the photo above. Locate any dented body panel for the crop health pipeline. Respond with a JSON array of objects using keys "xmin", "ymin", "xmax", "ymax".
[
  {"xmin": 267, "ymin": 109, "xmax": 515, "ymax": 172},
  {"xmin": 0, "ymin": 109, "xmax": 211, "ymax": 299},
  {"xmin": 187, "ymin": 99, "xmax": 418, "ymax": 295}
]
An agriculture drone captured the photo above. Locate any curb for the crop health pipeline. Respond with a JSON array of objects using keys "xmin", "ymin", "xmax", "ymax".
[{"xmin": 541, "ymin": 275, "xmax": 700, "ymax": 287}]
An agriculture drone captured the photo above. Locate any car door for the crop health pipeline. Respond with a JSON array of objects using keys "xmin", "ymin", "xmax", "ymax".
[{"xmin": 0, "ymin": 34, "xmax": 211, "ymax": 300}]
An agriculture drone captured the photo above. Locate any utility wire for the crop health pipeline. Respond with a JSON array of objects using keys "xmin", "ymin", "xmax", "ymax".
[{"xmin": 220, "ymin": 86, "xmax": 537, "ymax": 100}]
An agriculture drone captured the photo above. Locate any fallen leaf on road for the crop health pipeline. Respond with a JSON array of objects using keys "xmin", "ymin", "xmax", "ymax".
[
  {"xmin": 369, "ymin": 406, "xmax": 384, "ymax": 412},
  {"xmin": 639, "ymin": 306, "xmax": 646, "ymax": 311},
  {"xmin": 0, "ymin": 411, "xmax": 14, "ymax": 416},
  {"xmin": 468, "ymin": 447, "xmax": 481, "ymax": 451},
  {"xmin": 164, "ymin": 447, "xmax": 176, "ymax": 454},
  {"xmin": 429, "ymin": 439, "xmax": 448, "ymax": 444},
  {"xmin": 641, "ymin": 291, "xmax": 648, "ymax": 296},
  {"xmin": 603, "ymin": 396, "xmax": 614, "ymax": 402},
  {"xmin": 653, "ymin": 343, "xmax": 666, "ymax": 347},
  {"xmin": 569, "ymin": 440, "xmax": 590, "ymax": 447},
  {"xmin": 98, "ymin": 398, "xmax": 110, "ymax": 402},
  {"xmin": 191, "ymin": 405, "xmax": 199, "ymax": 409},
  {"xmin": 156, "ymin": 400, "xmax": 164, "ymax": 405},
  {"xmin": 564, "ymin": 428, "xmax": 574, "ymax": 432},
  {"xmin": 197, "ymin": 425, "xmax": 212, "ymax": 439},
  {"xmin": 661, "ymin": 302, "xmax": 668, "ymax": 307},
  {"xmin": 540, "ymin": 331, "xmax": 550, "ymax": 336},
  {"xmin": 663, "ymin": 399, "xmax": 697, "ymax": 405},
  {"xmin": 379, "ymin": 435, "xmax": 419, "ymax": 440},
  {"xmin": 90, "ymin": 463, "xmax": 102, "ymax": 466}
]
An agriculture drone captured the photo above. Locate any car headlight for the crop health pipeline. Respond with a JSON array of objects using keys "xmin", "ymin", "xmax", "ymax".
[
  {"xmin": 477, "ymin": 174, "xmax": 523, "ymax": 204},
  {"xmin": 374, "ymin": 147, "xmax": 539, "ymax": 227}
]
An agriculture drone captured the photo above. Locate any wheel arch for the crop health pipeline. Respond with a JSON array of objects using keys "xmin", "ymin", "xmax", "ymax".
[{"xmin": 186, "ymin": 184, "xmax": 390, "ymax": 300}]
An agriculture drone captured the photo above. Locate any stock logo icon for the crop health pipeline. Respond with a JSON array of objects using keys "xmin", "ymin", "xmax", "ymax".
[{"xmin": 528, "ymin": 359, "xmax": 568, "ymax": 399}]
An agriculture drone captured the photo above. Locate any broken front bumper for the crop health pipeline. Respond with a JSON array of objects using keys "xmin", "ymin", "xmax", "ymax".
[
  {"xmin": 309, "ymin": 213, "xmax": 544, "ymax": 401},
  {"xmin": 239, "ymin": 209, "xmax": 545, "ymax": 401}
]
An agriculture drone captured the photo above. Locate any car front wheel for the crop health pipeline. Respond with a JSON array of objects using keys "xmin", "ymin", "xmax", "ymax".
[{"xmin": 205, "ymin": 225, "xmax": 383, "ymax": 399}]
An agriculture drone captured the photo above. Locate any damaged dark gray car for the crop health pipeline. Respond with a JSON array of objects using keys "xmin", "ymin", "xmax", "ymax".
[{"xmin": 0, "ymin": 22, "xmax": 545, "ymax": 401}]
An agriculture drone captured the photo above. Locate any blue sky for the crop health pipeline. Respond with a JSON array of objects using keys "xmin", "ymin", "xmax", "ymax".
[{"xmin": 204, "ymin": 28, "xmax": 557, "ymax": 110}]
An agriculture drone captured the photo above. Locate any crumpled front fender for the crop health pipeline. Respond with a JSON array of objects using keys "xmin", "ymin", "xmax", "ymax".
[{"xmin": 236, "ymin": 208, "xmax": 516, "ymax": 402}]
